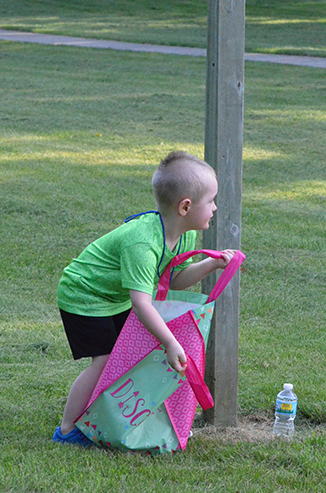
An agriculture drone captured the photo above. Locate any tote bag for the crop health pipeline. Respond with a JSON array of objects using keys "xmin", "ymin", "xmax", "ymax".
[{"xmin": 75, "ymin": 249, "xmax": 245, "ymax": 454}]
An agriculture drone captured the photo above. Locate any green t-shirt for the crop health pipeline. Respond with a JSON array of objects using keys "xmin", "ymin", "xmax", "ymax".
[{"xmin": 57, "ymin": 212, "xmax": 196, "ymax": 316}]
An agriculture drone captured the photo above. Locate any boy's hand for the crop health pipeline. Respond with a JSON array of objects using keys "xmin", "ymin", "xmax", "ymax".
[
  {"xmin": 165, "ymin": 339, "xmax": 187, "ymax": 373},
  {"xmin": 215, "ymin": 249, "xmax": 236, "ymax": 269}
]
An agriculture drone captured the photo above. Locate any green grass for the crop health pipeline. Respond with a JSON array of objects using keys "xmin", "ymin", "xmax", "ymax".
[
  {"xmin": 245, "ymin": 0, "xmax": 326, "ymax": 57},
  {"xmin": 1, "ymin": 0, "xmax": 326, "ymax": 57},
  {"xmin": 2, "ymin": 432, "xmax": 326, "ymax": 492},
  {"xmin": 1, "ymin": 18, "xmax": 326, "ymax": 493},
  {"xmin": 1, "ymin": 40, "xmax": 326, "ymax": 491}
]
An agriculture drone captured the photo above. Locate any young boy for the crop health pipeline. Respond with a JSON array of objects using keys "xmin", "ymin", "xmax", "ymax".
[{"xmin": 53, "ymin": 151, "xmax": 235, "ymax": 446}]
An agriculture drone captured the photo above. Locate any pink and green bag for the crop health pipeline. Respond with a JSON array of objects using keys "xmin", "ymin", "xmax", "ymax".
[{"xmin": 75, "ymin": 249, "xmax": 245, "ymax": 454}]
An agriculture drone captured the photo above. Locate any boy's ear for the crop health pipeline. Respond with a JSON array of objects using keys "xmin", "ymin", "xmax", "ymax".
[{"xmin": 178, "ymin": 198, "xmax": 192, "ymax": 216}]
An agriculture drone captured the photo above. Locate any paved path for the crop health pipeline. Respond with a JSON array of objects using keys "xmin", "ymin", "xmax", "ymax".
[{"xmin": 1, "ymin": 29, "xmax": 326, "ymax": 69}]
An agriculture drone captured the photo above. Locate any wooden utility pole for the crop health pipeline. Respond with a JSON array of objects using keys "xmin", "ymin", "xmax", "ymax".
[{"xmin": 203, "ymin": 0, "xmax": 245, "ymax": 427}]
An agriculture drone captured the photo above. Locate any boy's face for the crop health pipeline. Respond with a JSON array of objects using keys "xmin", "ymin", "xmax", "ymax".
[{"xmin": 187, "ymin": 175, "xmax": 218, "ymax": 230}]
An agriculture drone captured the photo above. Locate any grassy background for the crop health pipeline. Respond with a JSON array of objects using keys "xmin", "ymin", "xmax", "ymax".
[
  {"xmin": 1, "ymin": 2, "xmax": 326, "ymax": 492},
  {"xmin": 1, "ymin": 0, "xmax": 326, "ymax": 57}
]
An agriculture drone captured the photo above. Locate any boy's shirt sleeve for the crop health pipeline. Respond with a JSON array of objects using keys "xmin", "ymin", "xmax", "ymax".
[{"xmin": 120, "ymin": 243, "xmax": 158, "ymax": 295}]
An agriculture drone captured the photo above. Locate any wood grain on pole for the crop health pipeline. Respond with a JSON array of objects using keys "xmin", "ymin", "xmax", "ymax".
[{"xmin": 203, "ymin": 0, "xmax": 245, "ymax": 427}]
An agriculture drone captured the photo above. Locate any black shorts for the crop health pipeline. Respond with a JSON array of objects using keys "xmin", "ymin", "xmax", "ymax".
[{"xmin": 59, "ymin": 308, "xmax": 131, "ymax": 360}]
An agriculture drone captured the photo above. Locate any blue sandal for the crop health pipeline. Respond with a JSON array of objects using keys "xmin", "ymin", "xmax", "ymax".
[{"xmin": 52, "ymin": 426, "xmax": 93, "ymax": 448}]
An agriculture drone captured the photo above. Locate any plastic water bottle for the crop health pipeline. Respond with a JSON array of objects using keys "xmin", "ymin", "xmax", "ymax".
[{"xmin": 273, "ymin": 383, "xmax": 297, "ymax": 437}]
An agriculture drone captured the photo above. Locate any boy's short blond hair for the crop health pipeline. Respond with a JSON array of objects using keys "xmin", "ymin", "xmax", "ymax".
[{"xmin": 152, "ymin": 151, "xmax": 216, "ymax": 213}]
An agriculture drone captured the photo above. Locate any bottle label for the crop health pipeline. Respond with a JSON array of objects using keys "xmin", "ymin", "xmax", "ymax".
[{"xmin": 275, "ymin": 399, "xmax": 297, "ymax": 416}]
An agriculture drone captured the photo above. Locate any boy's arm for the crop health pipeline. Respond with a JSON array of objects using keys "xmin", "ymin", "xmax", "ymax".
[
  {"xmin": 170, "ymin": 249, "xmax": 235, "ymax": 291},
  {"xmin": 129, "ymin": 289, "xmax": 187, "ymax": 372}
]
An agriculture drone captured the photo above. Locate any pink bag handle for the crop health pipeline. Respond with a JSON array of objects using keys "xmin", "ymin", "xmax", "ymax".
[
  {"xmin": 156, "ymin": 249, "xmax": 245, "ymax": 302},
  {"xmin": 185, "ymin": 354, "xmax": 214, "ymax": 410}
]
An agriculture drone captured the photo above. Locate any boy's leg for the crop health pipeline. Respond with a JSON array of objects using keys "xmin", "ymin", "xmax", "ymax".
[{"xmin": 60, "ymin": 354, "xmax": 109, "ymax": 435}]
